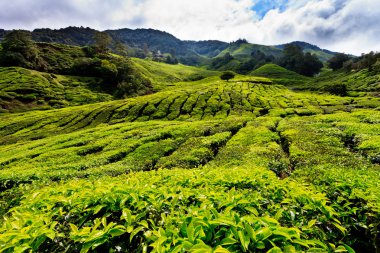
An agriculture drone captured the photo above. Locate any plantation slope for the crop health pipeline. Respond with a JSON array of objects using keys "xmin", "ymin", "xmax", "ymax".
[
  {"xmin": 1, "ymin": 81, "xmax": 379, "ymax": 145},
  {"xmin": 250, "ymin": 64, "xmax": 310, "ymax": 86},
  {"xmin": 307, "ymin": 68, "xmax": 380, "ymax": 94},
  {"xmin": 0, "ymin": 67, "xmax": 112, "ymax": 112},
  {"xmin": 131, "ymin": 58, "xmax": 219, "ymax": 90},
  {"xmin": 0, "ymin": 110, "xmax": 379, "ymax": 251},
  {"xmin": 216, "ymin": 43, "xmax": 283, "ymax": 60}
]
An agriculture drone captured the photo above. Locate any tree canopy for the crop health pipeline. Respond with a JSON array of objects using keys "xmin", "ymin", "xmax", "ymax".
[
  {"xmin": 277, "ymin": 44, "xmax": 323, "ymax": 76},
  {"xmin": 328, "ymin": 53, "xmax": 352, "ymax": 71},
  {"xmin": 94, "ymin": 31, "xmax": 112, "ymax": 54},
  {"xmin": 0, "ymin": 30, "xmax": 40, "ymax": 68},
  {"xmin": 220, "ymin": 71, "xmax": 235, "ymax": 81}
]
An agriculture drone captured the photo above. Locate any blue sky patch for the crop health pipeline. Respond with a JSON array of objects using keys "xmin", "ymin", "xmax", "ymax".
[{"xmin": 251, "ymin": 0, "xmax": 289, "ymax": 19}]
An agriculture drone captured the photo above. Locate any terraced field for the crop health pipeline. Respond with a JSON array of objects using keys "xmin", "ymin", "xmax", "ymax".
[
  {"xmin": 1, "ymin": 76, "xmax": 380, "ymax": 252},
  {"xmin": 2, "ymin": 79, "xmax": 379, "ymax": 143}
]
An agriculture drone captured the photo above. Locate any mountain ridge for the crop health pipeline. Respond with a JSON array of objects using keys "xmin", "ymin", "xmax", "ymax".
[{"xmin": 0, "ymin": 26, "xmax": 337, "ymax": 63}]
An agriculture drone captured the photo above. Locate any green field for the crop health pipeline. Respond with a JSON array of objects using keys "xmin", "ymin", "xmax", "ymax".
[{"xmin": 1, "ymin": 52, "xmax": 380, "ymax": 253}]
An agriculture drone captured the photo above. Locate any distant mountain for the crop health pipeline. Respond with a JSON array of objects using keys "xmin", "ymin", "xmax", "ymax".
[
  {"xmin": 31, "ymin": 27, "xmax": 97, "ymax": 46},
  {"xmin": 0, "ymin": 26, "xmax": 337, "ymax": 64}
]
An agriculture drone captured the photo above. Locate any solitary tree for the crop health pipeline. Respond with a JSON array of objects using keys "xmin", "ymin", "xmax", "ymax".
[
  {"xmin": 220, "ymin": 71, "xmax": 235, "ymax": 82},
  {"xmin": 94, "ymin": 31, "xmax": 112, "ymax": 54},
  {"xmin": 114, "ymin": 41, "xmax": 128, "ymax": 57}
]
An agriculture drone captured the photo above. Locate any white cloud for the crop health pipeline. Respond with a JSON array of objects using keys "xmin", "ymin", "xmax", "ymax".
[
  {"xmin": 252, "ymin": 0, "xmax": 380, "ymax": 54},
  {"xmin": 0, "ymin": 0, "xmax": 379, "ymax": 54}
]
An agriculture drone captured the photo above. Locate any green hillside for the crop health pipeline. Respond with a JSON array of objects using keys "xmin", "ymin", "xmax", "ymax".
[
  {"xmin": 216, "ymin": 43, "xmax": 283, "ymax": 60},
  {"xmin": 1, "ymin": 39, "xmax": 380, "ymax": 252},
  {"xmin": 304, "ymin": 48, "xmax": 334, "ymax": 62},
  {"xmin": 309, "ymin": 68, "xmax": 380, "ymax": 93},
  {"xmin": 0, "ymin": 67, "xmax": 112, "ymax": 112},
  {"xmin": 131, "ymin": 58, "xmax": 219, "ymax": 90},
  {"xmin": 250, "ymin": 64, "xmax": 310, "ymax": 86}
]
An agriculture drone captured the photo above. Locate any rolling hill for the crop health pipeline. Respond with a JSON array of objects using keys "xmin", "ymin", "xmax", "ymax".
[
  {"xmin": 250, "ymin": 63, "xmax": 309, "ymax": 79},
  {"xmin": 0, "ymin": 36, "xmax": 380, "ymax": 252},
  {"xmin": 215, "ymin": 42, "xmax": 283, "ymax": 60}
]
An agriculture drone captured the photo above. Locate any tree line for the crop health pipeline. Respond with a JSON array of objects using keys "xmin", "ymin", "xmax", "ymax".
[{"xmin": 328, "ymin": 51, "xmax": 380, "ymax": 72}]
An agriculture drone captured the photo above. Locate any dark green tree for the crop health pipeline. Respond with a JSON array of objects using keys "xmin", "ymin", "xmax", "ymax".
[
  {"xmin": 94, "ymin": 31, "xmax": 112, "ymax": 54},
  {"xmin": 0, "ymin": 30, "xmax": 39, "ymax": 67},
  {"xmin": 277, "ymin": 44, "xmax": 323, "ymax": 76},
  {"xmin": 220, "ymin": 71, "xmax": 235, "ymax": 82},
  {"xmin": 300, "ymin": 52, "xmax": 323, "ymax": 76},
  {"xmin": 114, "ymin": 41, "xmax": 129, "ymax": 57},
  {"xmin": 328, "ymin": 53, "xmax": 351, "ymax": 70}
]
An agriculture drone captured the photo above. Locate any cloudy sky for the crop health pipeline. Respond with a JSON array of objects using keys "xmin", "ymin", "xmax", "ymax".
[{"xmin": 0, "ymin": 0, "xmax": 379, "ymax": 54}]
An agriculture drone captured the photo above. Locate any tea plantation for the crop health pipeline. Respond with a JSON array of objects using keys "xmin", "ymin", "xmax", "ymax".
[{"xmin": 0, "ymin": 65, "xmax": 380, "ymax": 252}]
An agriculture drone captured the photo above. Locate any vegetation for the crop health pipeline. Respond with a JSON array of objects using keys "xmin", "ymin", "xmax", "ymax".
[
  {"xmin": 220, "ymin": 71, "xmax": 236, "ymax": 82},
  {"xmin": 0, "ymin": 30, "xmax": 41, "ymax": 69},
  {"xmin": 1, "ymin": 27, "xmax": 336, "ymax": 71},
  {"xmin": 301, "ymin": 68, "xmax": 380, "ymax": 95},
  {"xmin": 0, "ymin": 34, "xmax": 153, "ymax": 99},
  {"xmin": 93, "ymin": 32, "xmax": 112, "ymax": 54},
  {"xmin": 328, "ymin": 53, "xmax": 352, "ymax": 71},
  {"xmin": 277, "ymin": 44, "xmax": 323, "ymax": 76},
  {"xmin": 0, "ymin": 31, "xmax": 379, "ymax": 252},
  {"xmin": 131, "ymin": 58, "xmax": 219, "ymax": 91},
  {"xmin": 0, "ymin": 67, "xmax": 112, "ymax": 112},
  {"xmin": 249, "ymin": 64, "xmax": 310, "ymax": 86}
]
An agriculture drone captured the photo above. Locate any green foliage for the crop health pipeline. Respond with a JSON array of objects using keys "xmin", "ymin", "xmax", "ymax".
[
  {"xmin": 220, "ymin": 71, "xmax": 236, "ymax": 82},
  {"xmin": 1, "ymin": 36, "xmax": 380, "ymax": 252},
  {"xmin": 278, "ymin": 44, "xmax": 323, "ymax": 77},
  {"xmin": 328, "ymin": 53, "xmax": 352, "ymax": 71},
  {"xmin": 0, "ymin": 67, "xmax": 113, "ymax": 112},
  {"xmin": 0, "ymin": 167, "xmax": 362, "ymax": 252},
  {"xmin": 0, "ymin": 30, "xmax": 41, "ymax": 69},
  {"xmin": 131, "ymin": 57, "xmax": 219, "ymax": 90},
  {"xmin": 343, "ymin": 51, "xmax": 380, "ymax": 72},
  {"xmin": 0, "ymin": 40, "xmax": 153, "ymax": 99},
  {"xmin": 324, "ymin": 83, "xmax": 348, "ymax": 96},
  {"xmin": 250, "ymin": 64, "xmax": 310, "ymax": 86},
  {"xmin": 211, "ymin": 53, "xmax": 235, "ymax": 70},
  {"xmin": 306, "ymin": 68, "xmax": 380, "ymax": 93},
  {"xmin": 93, "ymin": 31, "xmax": 112, "ymax": 54}
]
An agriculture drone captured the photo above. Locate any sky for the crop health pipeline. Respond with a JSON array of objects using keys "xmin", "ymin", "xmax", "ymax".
[{"xmin": 0, "ymin": 0, "xmax": 379, "ymax": 55}]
